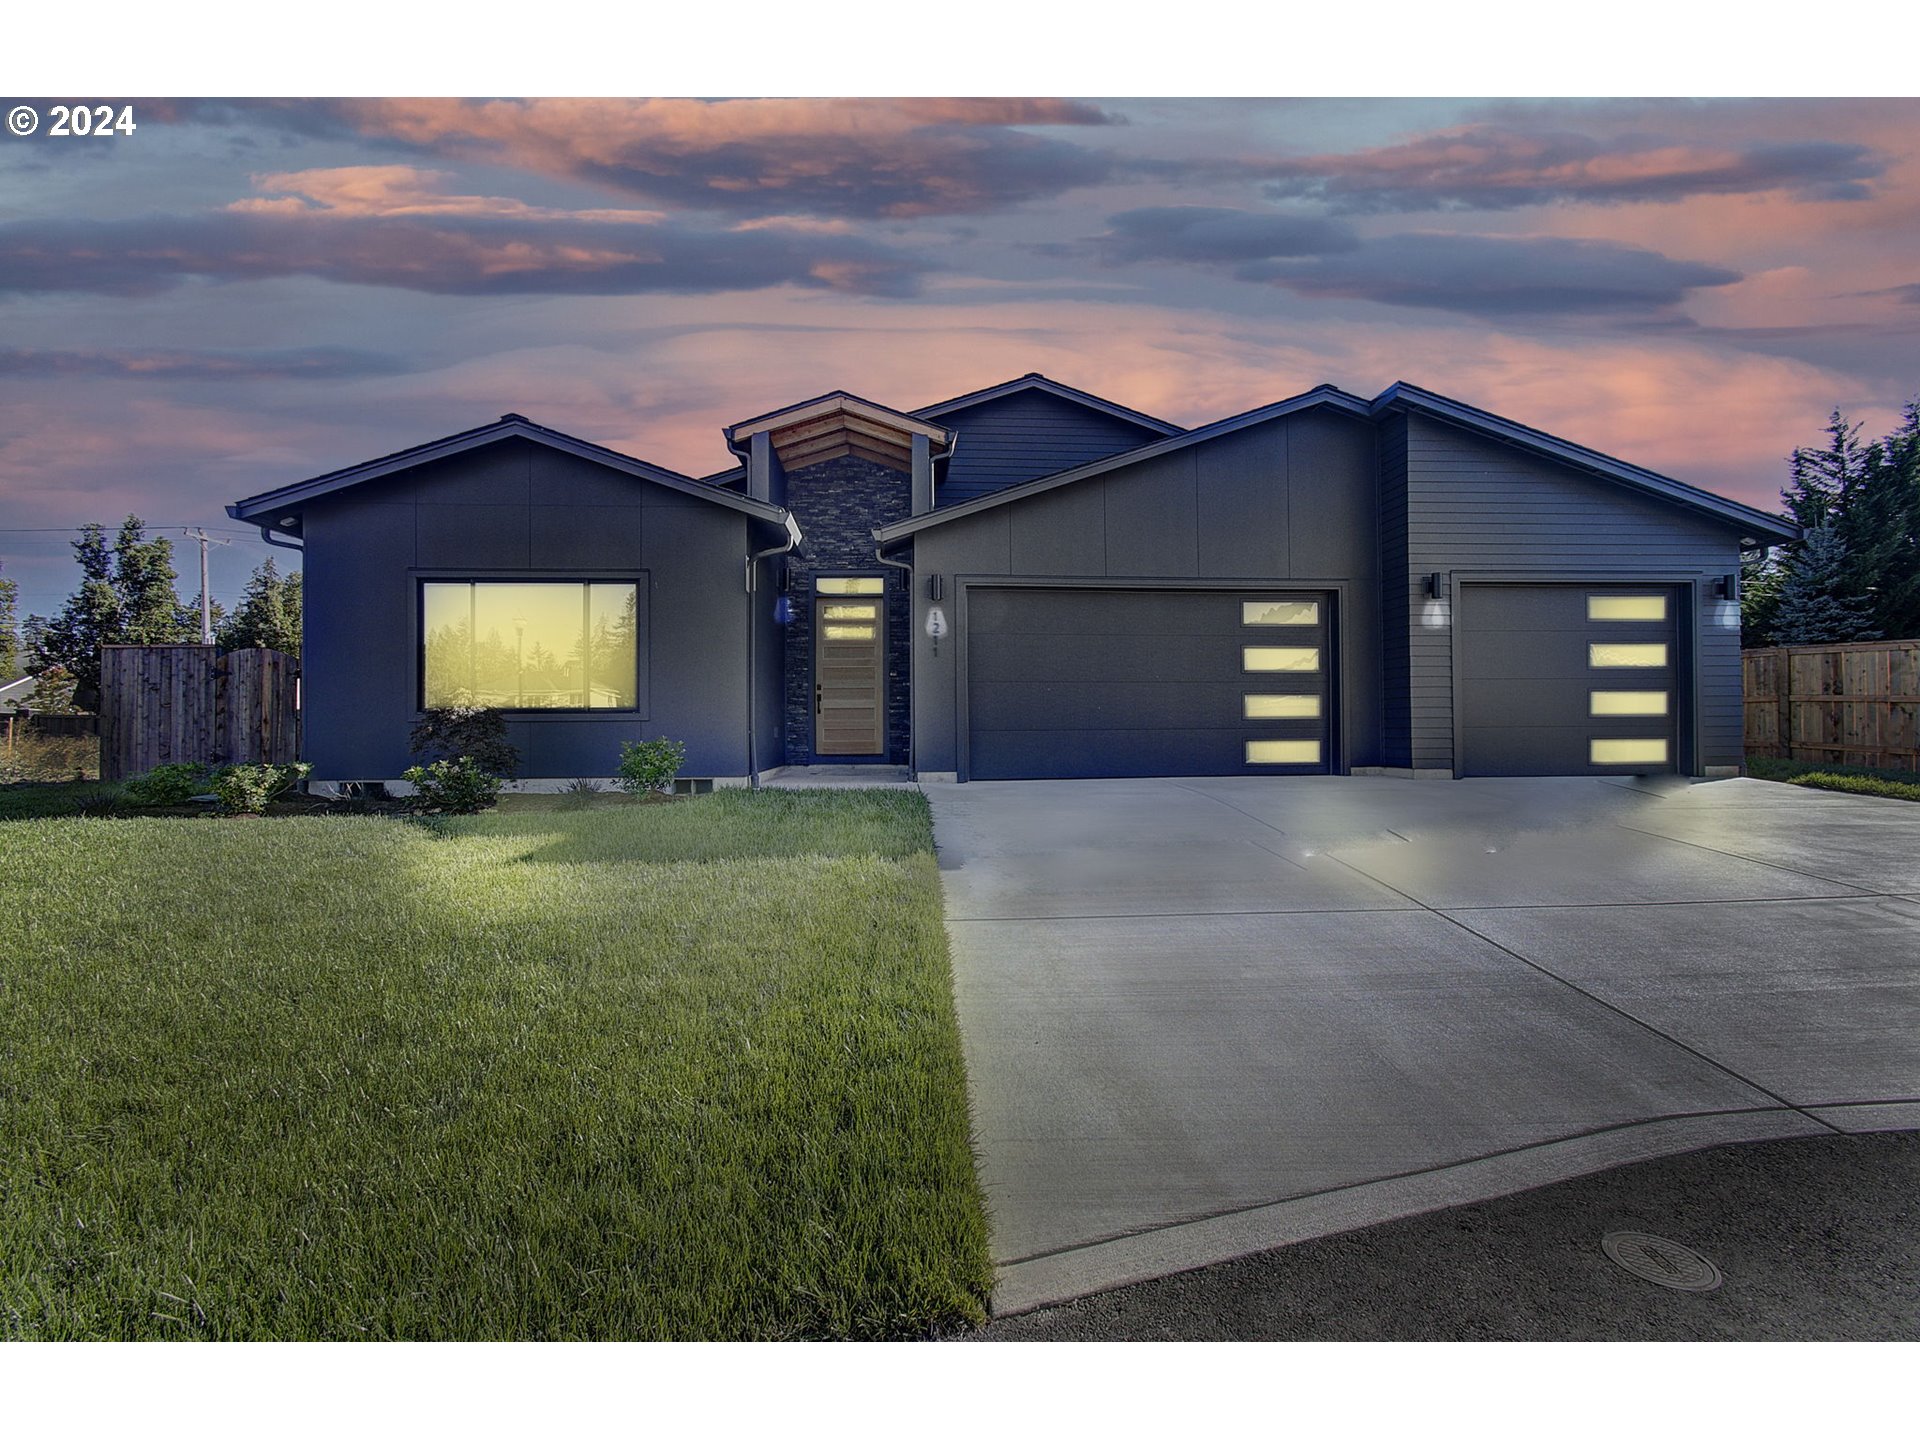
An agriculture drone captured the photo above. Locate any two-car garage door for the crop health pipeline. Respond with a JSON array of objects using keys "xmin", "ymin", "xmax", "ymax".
[
  {"xmin": 1457, "ymin": 583, "xmax": 1681, "ymax": 777},
  {"xmin": 965, "ymin": 587, "xmax": 1331, "ymax": 780}
]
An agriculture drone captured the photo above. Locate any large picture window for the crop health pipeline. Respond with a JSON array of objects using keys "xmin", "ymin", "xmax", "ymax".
[{"xmin": 422, "ymin": 581, "xmax": 639, "ymax": 710}]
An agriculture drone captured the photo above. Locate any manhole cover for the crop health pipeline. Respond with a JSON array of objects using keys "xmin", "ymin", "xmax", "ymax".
[{"xmin": 1601, "ymin": 1231, "xmax": 1723, "ymax": 1292}]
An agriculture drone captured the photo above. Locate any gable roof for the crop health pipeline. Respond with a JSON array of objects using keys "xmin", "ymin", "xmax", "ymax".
[
  {"xmin": 875, "ymin": 380, "xmax": 1799, "ymax": 545},
  {"xmin": 874, "ymin": 384, "xmax": 1371, "ymax": 542},
  {"xmin": 229, "ymin": 414, "xmax": 793, "ymax": 530},
  {"xmin": 914, "ymin": 372, "xmax": 1183, "ymax": 436},
  {"xmin": 723, "ymin": 390, "xmax": 953, "ymax": 474},
  {"xmin": 1373, "ymin": 382, "xmax": 1798, "ymax": 542}
]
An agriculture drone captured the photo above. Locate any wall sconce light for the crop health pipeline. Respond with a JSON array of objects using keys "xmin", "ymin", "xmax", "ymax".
[
  {"xmin": 928, "ymin": 573, "xmax": 944, "ymax": 602},
  {"xmin": 1713, "ymin": 573, "xmax": 1739, "ymax": 601},
  {"xmin": 773, "ymin": 596, "xmax": 794, "ymax": 625},
  {"xmin": 1424, "ymin": 572, "xmax": 1447, "ymax": 599}
]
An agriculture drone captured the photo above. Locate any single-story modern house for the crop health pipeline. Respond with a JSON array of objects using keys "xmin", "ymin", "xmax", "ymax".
[{"xmin": 228, "ymin": 373, "xmax": 1797, "ymax": 786}]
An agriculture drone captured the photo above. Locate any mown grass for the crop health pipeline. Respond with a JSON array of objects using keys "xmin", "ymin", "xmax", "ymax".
[
  {"xmin": 1745, "ymin": 755, "xmax": 1920, "ymax": 803},
  {"xmin": 0, "ymin": 790, "xmax": 991, "ymax": 1339}
]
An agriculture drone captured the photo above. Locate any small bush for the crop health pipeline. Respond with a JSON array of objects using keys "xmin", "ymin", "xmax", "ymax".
[
  {"xmin": 409, "ymin": 707, "xmax": 519, "ymax": 777},
  {"xmin": 615, "ymin": 737, "xmax": 687, "ymax": 795},
  {"xmin": 403, "ymin": 756, "xmax": 502, "ymax": 814},
  {"xmin": 124, "ymin": 762, "xmax": 220, "ymax": 807},
  {"xmin": 211, "ymin": 762, "xmax": 312, "ymax": 816}
]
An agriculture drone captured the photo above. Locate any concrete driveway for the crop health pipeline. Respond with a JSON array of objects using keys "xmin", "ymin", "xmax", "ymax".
[{"xmin": 923, "ymin": 775, "xmax": 1920, "ymax": 1313}]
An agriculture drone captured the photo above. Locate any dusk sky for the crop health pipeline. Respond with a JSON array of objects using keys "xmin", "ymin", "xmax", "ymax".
[{"xmin": 3, "ymin": 95, "xmax": 1918, "ymax": 617}]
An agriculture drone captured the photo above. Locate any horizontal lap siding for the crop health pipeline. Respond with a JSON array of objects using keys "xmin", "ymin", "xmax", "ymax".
[
  {"xmin": 935, "ymin": 391, "xmax": 1168, "ymax": 507},
  {"xmin": 1404, "ymin": 415, "xmax": 1746, "ymax": 772}
]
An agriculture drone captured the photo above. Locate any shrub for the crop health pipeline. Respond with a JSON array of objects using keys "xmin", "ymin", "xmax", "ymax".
[
  {"xmin": 409, "ymin": 707, "xmax": 519, "ymax": 777},
  {"xmin": 403, "ymin": 756, "xmax": 502, "ymax": 814},
  {"xmin": 211, "ymin": 762, "xmax": 312, "ymax": 816},
  {"xmin": 615, "ymin": 737, "xmax": 687, "ymax": 795},
  {"xmin": 124, "ymin": 762, "xmax": 220, "ymax": 807}
]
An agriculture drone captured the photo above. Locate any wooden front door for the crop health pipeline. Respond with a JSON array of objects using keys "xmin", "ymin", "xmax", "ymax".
[{"xmin": 814, "ymin": 591, "xmax": 887, "ymax": 755}]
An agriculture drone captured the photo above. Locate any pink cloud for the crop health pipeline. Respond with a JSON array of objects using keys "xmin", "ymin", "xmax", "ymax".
[
  {"xmin": 229, "ymin": 166, "xmax": 668, "ymax": 223},
  {"xmin": 311, "ymin": 98, "xmax": 1121, "ymax": 217}
]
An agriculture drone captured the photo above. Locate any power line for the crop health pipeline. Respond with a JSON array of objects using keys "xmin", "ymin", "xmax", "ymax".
[{"xmin": 0, "ymin": 525, "xmax": 266, "ymax": 536}]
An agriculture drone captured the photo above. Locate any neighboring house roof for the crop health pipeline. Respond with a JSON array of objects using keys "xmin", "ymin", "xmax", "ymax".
[
  {"xmin": 912, "ymin": 372, "xmax": 1184, "ymax": 437},
  {"xmin": 229, "ymin": 413, "xmax": 794, "ymax": 533},
  {"xmin": 875, "ymin": 380, "xmax": 1799, "ymax": 545},
  {"xmin": 0, "ymin": 673, "xmax": 39, "ymax": 713}
]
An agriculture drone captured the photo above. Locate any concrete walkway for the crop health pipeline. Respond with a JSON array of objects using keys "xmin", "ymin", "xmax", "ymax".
[{"xmin": 922, "ymin": 775, "xmax": 1920, "ymax": 1314}]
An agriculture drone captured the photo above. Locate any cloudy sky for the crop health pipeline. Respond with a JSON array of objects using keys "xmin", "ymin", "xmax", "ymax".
[{"xmin": 2, "ymin": 95, "xmax": 1917, "ymax": 617}]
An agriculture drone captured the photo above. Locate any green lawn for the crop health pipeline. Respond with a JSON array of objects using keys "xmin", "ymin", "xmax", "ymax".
[
  {"xmin": 1745, "ymin": 755, "xmax": 1920, "ymax": 803},
  {"xmin": 0, "ymin": 790, "xmax": 991, "ymax": 1339}
]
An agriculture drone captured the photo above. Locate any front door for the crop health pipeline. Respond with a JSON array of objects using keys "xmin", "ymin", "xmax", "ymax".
[{"xmin": 814, "ymin": 579, "xmax": 887, "ymax": 755}]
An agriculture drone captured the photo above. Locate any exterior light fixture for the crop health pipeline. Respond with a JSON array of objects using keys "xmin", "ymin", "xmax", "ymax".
[
  {"xmin": 1712, "ymin": 573, "xmax": 1739, "ymax": 601},
  {"xmin": 773, "ymin": 596, "xmax": 794, "ymax": 625},
  {"xmin": 928, "ymin": 574, "xmax": 944, "ymax": 602},
  {"xmin": 1424, "ymin": 572, "xmax": 1447, "ymax": 599}
]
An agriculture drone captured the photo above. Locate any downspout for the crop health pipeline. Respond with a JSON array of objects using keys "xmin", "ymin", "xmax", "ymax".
[{"xmin": 745, "ymin": 513, "xmax": 801, "ymax": 791}]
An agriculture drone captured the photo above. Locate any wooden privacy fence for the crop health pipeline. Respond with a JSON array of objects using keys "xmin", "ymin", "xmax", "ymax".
[
  {"xmin": 1743, "ymin": 639, "xmax": 1920, "ymax": 770},
  {"xmin": 99, "ymin": 645, "xmax": 300, "ymax": 780}
]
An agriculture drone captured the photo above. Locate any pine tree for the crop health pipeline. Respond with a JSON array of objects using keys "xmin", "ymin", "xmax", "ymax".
[
  {"xmin": 217, "ymin": 556, "xmax": 302, "ymax": 655},
  {"xmin": 1852, "ymin": 401, "xmax": 1920, "ymax": 639},
  {"xmin": 112, "ymin": 517, "xmax": 195, "ymax": 644},
  {"xmin": 1773, "ymin": 519, "xmax": 1881, "ymax": 645},
  {"xmin": 1739, "ymin": 547, "xmax": 1786, "ymax": 647},
  {"xmin": 0, "ymin": 558, "xmax": 19, "ymax": 682},
  {"xmin": 29, "ymin": 516, "xmax": 194, "ymax": 706},
  {"xmin": 1781, "ymin": 410, "xmax": 1868, "ymax": 535}
]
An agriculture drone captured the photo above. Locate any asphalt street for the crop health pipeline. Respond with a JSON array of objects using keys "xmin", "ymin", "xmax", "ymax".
[{"xmin": 971, "ymin": 1133, "xmax": 1920, "ymax": 1340}]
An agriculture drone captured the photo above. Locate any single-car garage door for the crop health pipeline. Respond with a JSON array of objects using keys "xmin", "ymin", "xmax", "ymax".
[
  {"xmin": 965, "ymin": 587, "xmax": 1332, "ymax": 779},
  {"xmin": 1458, "ymin": 583, "xmax": 1681, "ymax": 777}
]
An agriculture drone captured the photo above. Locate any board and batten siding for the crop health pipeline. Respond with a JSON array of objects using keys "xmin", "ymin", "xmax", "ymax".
[
  {"xmin": 299, "ymin": 437, "xmax": 755, "ymax": 782},
  {"xmin": 1376, "ymin": 410, "xmax": 1412, "ymax": 767},
  {"xmin": 911, "ymin": 408, "xmax": 1382, "ymax": 775},
  {"xmin": 933, "ymin": 390, "xmax": 1170, "ymax": 507},
  {"xmin": 1400, "ymin": 413, "xmax": 1747, "ymax": 773}
]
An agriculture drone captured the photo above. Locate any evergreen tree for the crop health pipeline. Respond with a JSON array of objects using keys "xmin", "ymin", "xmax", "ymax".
[
  {"xmin": 1773, "ymin": 519, "xmax": 1880, "ymax": 645},
  {"xmin": 112, "ymin": 517, "xmax": 195, "ymax": 643},
  {"xmin": 0, "ymin": 558, "xmax": 19, "ymax": 682},
  {"xmin": 1781, "ymin": 410, "xmax": 1868, "ymax": 535},
  {"xmin": 29, "ymin": 516, "xmax": 194, "ymax": 706},
  {"xmin": 1739, "ymin": 547, "xmax": 1786, "ymax": 648},
  {"xmin": 1849, "ymin": 401, "xmax": 1920, "ymax": 639},
  {"xmin": 217, "ymin": 556, "xmax": 302, "ymax": 654}
]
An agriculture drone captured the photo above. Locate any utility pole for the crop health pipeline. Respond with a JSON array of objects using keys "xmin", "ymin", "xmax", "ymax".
[{"xmin": 180, "ymin": 528, "xmax": 231, "ymax": 645}]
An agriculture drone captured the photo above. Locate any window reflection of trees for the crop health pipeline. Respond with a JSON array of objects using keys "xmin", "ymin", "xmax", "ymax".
[{"xmin": 424, "ymin": 582, "xmax": 638, "ymax": 709}]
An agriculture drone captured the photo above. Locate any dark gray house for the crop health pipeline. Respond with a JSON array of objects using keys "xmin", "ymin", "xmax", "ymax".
[{"xmin": 228, "ymin": 373, "xmax": 1795, "ymax": 787}]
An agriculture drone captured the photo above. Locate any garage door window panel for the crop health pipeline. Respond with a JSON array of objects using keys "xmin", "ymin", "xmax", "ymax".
[
  {"xmin": 1590, "ymin": 690, "xmax": 1669, "ymax": 717},
  {"xmin": 1244, "ymin": 646, "xmax": 1320, "ymax": 672},
  {"xmin": 1590, "ymin": 643, "xmax": 1669, "ymax": 668},
  {"xmin": 1588, "ymin": 594, "xmax": 1669, "ymax": 622}
]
